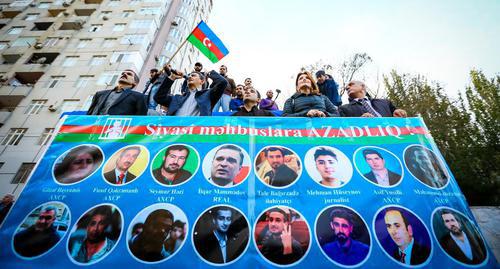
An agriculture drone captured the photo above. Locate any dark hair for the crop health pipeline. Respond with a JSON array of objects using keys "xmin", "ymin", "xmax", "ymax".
[
  {"xmin": 264, "ymin": 147, "xmax": 284, "ymax": 157},
  {"xmin": 145, "ymin": 209, "xmax": 173, "ymax": 226},
  {"xmin": 329, "ymin": 208, "xmax": 353, "ymax": 226},
  {"xmin": 124, "ymin": 69, "xmax": 139, "ymax": 84},
  {"xmin": 194, "ymin": 62, "xmax": 202, "ymax": 67},
  {"xmin": 88, "ymin": 205, "xmax": 113, "ymax": 226},
  {"xmin": 314, "ymin": 147, "xmax": 337, "ymax": 161},
  {"xmin": 220, "ymin": 65, "xmax": 227, "ymax": 70},
  {"xmin": 267, "ymin": 207, "xmax": 288, "ymax": 222},
  {"xmin": 172, "ymin": 220, "xmax": 185, "ymax": 229},
  {"xmin": 164, "ymin": 145, "xmax": 189, "ymax": 160},
  {"xmin": 132, "ymin": 222, "xmax": 143, "ymax": 233},
  {"xmin": 214, "ymin": 145, "xmax": 244, "ymax": 166},
  {"xmin": 191, "ymin": 71, "xmax": 206, "ymax": 82},
  {"xmin": 120, "ymin": 146, "xmax": 141, "ymax": 157},
  {"xmin": 385, "ymin": 209, "xmax": 410, "ymax": 229},
  {"xmin": 150, "ymin": 68, "xmax": 158, "ymax": 73},
  {"xmin": 54, "ymin": 145, "xmax": 103, "ymax": 180},
  {"xmin": 315, "ymin": 70, "xmax": 326, "ymax": 78},
  {"xmin": 295, "ymin": 71, "xmax": 320, "ymax": 95},
  {"xmin": 363, "ymin": 149, "xmax": 383, "ymax": 159},
  {"xmin": 439, "ymin": 209, "xmax": 458, "ymax": 221},
  {"xmin": 210, "ymin": 206, "xmax": 233, "ymax": 220}
]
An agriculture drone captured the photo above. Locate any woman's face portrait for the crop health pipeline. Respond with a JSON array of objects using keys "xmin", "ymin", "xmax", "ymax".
[{"xmin": 67, "ymin": 152, "xmax": 95, "ymax": 181}]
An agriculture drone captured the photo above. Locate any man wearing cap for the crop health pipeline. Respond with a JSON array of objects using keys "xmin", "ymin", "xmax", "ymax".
[
  {"xmin": 87, "ymin": 68, "xmax": 147, "ymax": 115},
  {"xmin": 339, "ymin": 80, "xmax": 407, "ymax": 117},
  {"xmin": 316, "ymin": 70, "xmax": 341, "ymax": 106}
]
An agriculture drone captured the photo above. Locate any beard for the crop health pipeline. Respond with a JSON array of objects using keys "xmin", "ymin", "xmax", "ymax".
[
  {"xmin": 449, "ymin": 226, "xmax": 462, "ymax": 236},
  {"xmin": 165, "ymin": 165, "xmax": 179, "ymax": 173},
  {"xmin": 336, "ymin": 233, "xmax": 348, "ymax": 244}
]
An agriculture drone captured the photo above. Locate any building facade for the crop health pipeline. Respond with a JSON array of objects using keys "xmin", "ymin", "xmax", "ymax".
[{"xmin": 0, "ymin": 0, "xmax": 212, "ymax": 197}]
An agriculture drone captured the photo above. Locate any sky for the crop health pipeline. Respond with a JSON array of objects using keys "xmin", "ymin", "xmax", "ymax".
[{"xmin": 196, "ymin": 0, "xmax": 500, "ymax": 106}]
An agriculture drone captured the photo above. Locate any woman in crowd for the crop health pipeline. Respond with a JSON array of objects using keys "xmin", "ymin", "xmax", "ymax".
[
  {"xmin": 282, "ymin": 71, "xmax": 339, "ymax": 117},
  {"xmin": 54, "ymin": 145, "xmax": 103, "ymax": 184}
]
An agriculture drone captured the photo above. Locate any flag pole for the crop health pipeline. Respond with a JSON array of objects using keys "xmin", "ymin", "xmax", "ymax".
[{"xmin": 164, "ymin": 38, "xmax": 189, "ymax": 68}]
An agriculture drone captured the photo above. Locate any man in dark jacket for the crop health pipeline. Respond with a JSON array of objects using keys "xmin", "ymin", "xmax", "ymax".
[
  {"xmin": 142, "ymin": 68, "xmax": 166, "ymax": 115},
  {"xmin": 339, "ymin": 80, "xmax": 407, "ymax": 117},
  {"xmin": 212, "ymin": 65, "xmax": 236, "ymax": 112},
  {"xmin": 87, "ymin": 69, "xmax": 147, "ymax": 115},
  {"xmin": 232, "ymin": 86, "xmax": 274, "ymax": 117},
  {"xmin": 316, "ymin": 70, "xmax": 341, "ymax": 106},
  {"xmin": 154, "ymin": 68, "xmax": 227, "ymax": 116}
]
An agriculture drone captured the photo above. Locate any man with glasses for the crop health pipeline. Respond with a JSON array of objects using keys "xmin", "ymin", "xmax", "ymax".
[
  {"xmin": 152, "ymin": 145, "xmax": 192, "ymax": 186},
  {"xmin": 14, "ymin": 206, "xmax": 61, "ymax": 257},
  {"xmin": 87, "ymin": 68, "xmax": 147, "ymax": 115}
]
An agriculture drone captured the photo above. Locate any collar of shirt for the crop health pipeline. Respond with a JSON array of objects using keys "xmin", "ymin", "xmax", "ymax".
[
  {"xmin": 399, "ymin": 238, "xmax": 414, "ymax": 265},
  {"xmin": 450, "ymin": 231, "xmax": 473, "ymax": 260},
  {"xmin": 114, "ymin": 169, "xmax": 127, "ymax": 183}
]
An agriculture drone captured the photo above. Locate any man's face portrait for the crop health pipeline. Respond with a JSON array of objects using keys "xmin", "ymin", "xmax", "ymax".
[
  {"xmin": 268, "ymin": 211, "xmax": 286, "ymax": 234},
  {"xmin": 243, "ymin": 86, "xmax": 259, "ymax": 102},
  {"xmin": 213, "ymin": 209, "xmax": 232, "ymax": 233},
  {"xmin": 365, "ymin": 153, "xmax": 385, "ymax": 171},
  {"xmin": 187, "ymin": 72, "xmax": 204, "ymax": 88},
  {"xmin": 163, "ymin": 149, "xmax": 188, "ymax": 173},
  {"xmin": 346, "ymin": 81, "xmax": 365, "ymax": 98},
  {"xmin": 244, "ymin": 78, "xmax": 252, "ymax": 86},
  {"xmin": 146, "ymin": 216, "xmax": 173, "ymax": 241},
  {"xmin": 219, "ymin": 65, "xmax": 227, "ymax": 75},
  {"xmin": 211, "ymin": 148, "xmax": 242, "ymax": 183},
  {"xmin": 315, "ymin": 155, "xmax": 337, "ymax": 180},
  {"xmin": 35, "ymin": 210, "xmax": 55, "ymax": 231},
  {"xmin": 87, "ymin": 214, "xmax": 108, "ymax": 243},
  {"xmin": 266, "ymin": 90, "xmax": 273, "ymax": 98},
  {"xmin": 331, "ymin": 217, "xmax": 352, "ymax": 243},
  {"xmin": 118, "ymin": 70, "xmax": 137, "ymax": 87},
  {"xmin": 171, "ymin": 226, "xmax": 183, "ymax": 240},
  {"xmin": 116, "ymin": 148, "xmax": 140, "ymax": 171},
  {"xmin": 194, "ymin": 64, "xmax": 203, "ymax": 72},
  {"xmin": 316, "ymin": 74, "xmax": 327, "ymax": 84},
  {"xmin": 267, "ymin": 150, "xmax": 284, "ymax": 170},
  {"xmin": 442, "ymin": 213, "xmax": 462, "ymax": 235},
  {"xmin": 384, "ymin": 210, "xmax": 413, "ymax": 248}
]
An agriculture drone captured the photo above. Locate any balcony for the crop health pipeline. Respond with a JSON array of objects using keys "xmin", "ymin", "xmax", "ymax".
[
  {"xmin": 0, "ymin": 84, "xmax": 34, "ymax": 115},
  {"xmin": 84, "ymin": 0, "xmax": 103, "ymax": 4},
  {"xmin": 74, "ymin": 8, "xmax": 95, "ymax": 16},
  {"xmin": 48, "ymin": 8, "xmax": 65, "ymax": 17},
  {"xmin": 0, "ymin": 110, "xmax": 12, "ymax": 126},
  {"xmin": 13, "ymin": 72, "xmax": 44, "ymax": 85},
  {"xmin": 26, "ymin": 52, "xmax": 59, "ymax": 65},
  {"xmin": 31, "ymin": 21, "xmax": 54, "ymax": 31},
  {"xmin": 59, "ymin": 20, "xmax": 84, "ymax": 30},
  {"xmin": 1, "ymin": 9, "xmax": 22, "ymax": 19}
]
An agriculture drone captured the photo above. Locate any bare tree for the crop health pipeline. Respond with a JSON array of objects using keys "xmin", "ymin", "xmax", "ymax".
[{"xmin": 338, "ymin": 53, "xmax": 372, "ymax": 95}]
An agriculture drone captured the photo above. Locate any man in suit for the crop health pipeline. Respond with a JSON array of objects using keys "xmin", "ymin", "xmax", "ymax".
[
  {"xmin": 438, "ymin": 210, "xmax": 486, "ymax": 265},
  {"xmin": 154, "ymin": 66, "xmax": 227, "ymax": 116},
  {"xmin": 210, "ymin": 145, "xmax": 243, "ymax": 187},
  {"xmin": 104, "ymin": 146, "xmax": 141, "ymax": 185},
  {"xmin": 339, "ymin": 80, "xmax": 407, "ymax": 117},
  {"xmin": 87, "ymin": 69, "xmax": 147, "ymax": 115},
  {"xmin": 263, "ymin": 147, "xmax": 298, "ymax": 187},
  {"xmin": 194, "ymin": 206, "xmax": 248, "ymax": 264},
  {"xmin": 362, "ymin": 149, "xmax": 401, "ymax": 186},
  {"xmin": 384, "ymin": 209, "xmax": 430, "ymax": 265},
  {"xmin": 408, "ymin": 146, "xmax": 448, "ymax": 188}
]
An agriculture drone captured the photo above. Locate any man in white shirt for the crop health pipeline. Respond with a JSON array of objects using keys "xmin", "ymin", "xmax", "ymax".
[{"xmin": 362, "ymin": 149, "xmax": 401, "ymax": 186}]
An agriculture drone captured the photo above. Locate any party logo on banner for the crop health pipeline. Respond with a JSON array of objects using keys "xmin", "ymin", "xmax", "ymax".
[{"xmin": 99, "ymin": 118, "xmax": 132, "ymax": 140}]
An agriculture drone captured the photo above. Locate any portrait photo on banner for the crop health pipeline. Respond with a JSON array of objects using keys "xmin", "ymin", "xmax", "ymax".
[
  {"xmin": 404, "ymin": 145, "xmax": 449, "ymax": 189},
  {"xmin": 12, "ymin": 201, "xmax": 70, "ymax": 259},
  {"xmin": 52, "ymin": 144, "xmax": 104, "ymax": 185},
  {"xmin": 127, "ymin": 203, "xmax": 188, "ymax": 264},
  {"xmin": 315, "ymin": 205, "xmax": 371, "ymax": 267},
  {"xmin": 373, "ymin": 205, "xmax": 432, "ymax": 266},
  {"xmin": 431, "ymin": 207, "xmax": 488, "ymax": 266},
  {"xmin": 353, "ymin": 146, "xmax": 403, "ymax": 188},
  {"xmin": 192, "ymin": 205, "xmax": 250, "ymax": 265},
  {"xmin": 67, "ymin": 204, "xmax": 123, "ymax": 265},
  {"xmin": 254, "ymin": 206, "xmax": 310, "ymax": 266},
  {"xmin": 150, "ymin": 144, "xmax": 199, "ymax": 187},
  {"xmin": 304, "ymin": 146, "xmax": 353, "ymax": 188},
  {"xmin": 102, "ymin": 145, "xmax": 149, "ymax": 186},
  {"xmin": 202, "ymin": 144, "xmax": 251, "ymax": 188},
  {"xmin": 255, "ymin": 146, "xmax": 302, "ymax": 188}
]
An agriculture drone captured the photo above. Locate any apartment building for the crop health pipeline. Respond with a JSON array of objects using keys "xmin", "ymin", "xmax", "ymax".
[{"xmin": 0, "ymin": 0, "xmax": 212, "ymax": 197}]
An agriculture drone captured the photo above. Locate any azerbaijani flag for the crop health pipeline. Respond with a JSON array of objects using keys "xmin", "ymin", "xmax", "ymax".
[{"xmin": 187, "ymin": 21, "xmax": 229, "ymax": 63}]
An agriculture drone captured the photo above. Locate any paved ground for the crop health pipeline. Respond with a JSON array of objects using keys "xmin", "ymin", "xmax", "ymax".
[{"xmin": 471, "ymin": 206, "xmax": 500, "ymax": 263}]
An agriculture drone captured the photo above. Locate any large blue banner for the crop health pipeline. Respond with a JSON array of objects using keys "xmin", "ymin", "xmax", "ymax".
[{"xmin": 0, "ymin": 116, "xmax": 496, "ymax": 268}]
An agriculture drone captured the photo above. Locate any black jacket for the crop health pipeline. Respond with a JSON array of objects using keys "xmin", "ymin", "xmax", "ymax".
[
  {"xmin": 339, "ymin": 98, "xmax": 396, "ymax": 117},
  {"xmin": 87, "ymin": 88, "xmax": 147, "ymax": 115}
]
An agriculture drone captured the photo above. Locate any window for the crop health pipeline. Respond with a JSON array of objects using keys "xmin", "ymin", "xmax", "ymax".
[
  {"xmin": 130, "ymin": 19, "xmax": 154, "ymax": 29},
  {"xmin": 100, "ymin": 11, "xmax": 112, "ymax": 19},
  {"xmin": 81, "ymin": 95, "xmax": 94, "ymax": 110},
  {"xmin": 90, "ymin": 55, "xmax": 106, "ymax": 66},
  {"xmin": 45, "ymin": 76, "xmax": 65, "ymax": 88},
  {"xmin": 44, "ymin": 37, "xmax": 60, "ymax": 47},
  {"xmin": 130, "ymin": 0, "xmax": 140, "ymax": 5},
  {"xmin": 38, "ymin": 2, "xmax": 51, "ymax": 8},
  {"xmin": 7, "ymin": 26, "xmax": 24, "ymax": 35},
  {"xmin": 97, "ymin": 72, "xmax": 120, "ymax": 86},
  {"xmin": 164, "ymin": 41, "xmax": 177, "ymax": 53},
  {"xmin": 77, "ymin": 39, "xmax": 91, "ymax": 48},
  {"xmin": 60, "ymin": 99, "xmax": 80, "ymax": 112},
  {"xmin": 11, "ymin": 163, "xmax": 36, "ymax": 184},
  {"xmin": 121, "ymin": 34, "xmax": 148, "ymax": 46},
  {"xmin": 62, "ymin": 56, "xmax": 79, "ymax": 67},
  {"xmin": 10, "ymin": 0, "xmax": 34, "ymax": 7},
  {"xmin": 0, "ymin": 42, "xmax": 10, "ymax": 50},
  {"xmin": 1, "ymin": 128, "xmax": 27, "ymax": 146},
  {"xmin": 112, "ymin": 23, "xmax": 126, "ymax": 32},
  {"xmin": 110, "ymin": 51, "xmax": 144, "ymax": 70},
  {"xmin": 169, "ymin": 28, "xmax": 181, "ymax": 40},
  {"xmin": 122, "ymin": 10, "xmax": 134, "ymax": 17},
  {"xmin": 38, "ymin": 128, "xmax": 55, "ymax": 145},
  {"xmin": 88, "ymin": 24, "xmax": 102, "ymax": 32},
  {"xmin": 25, "ymin": 13, "xmax": 40, "ymax": 21},
  {"xmin": 25, "ymin": 100, "xmax": 47, "ymax": 114},
  {"xmin": 11, "ymin": 37, "xmax": 36, "ymax": 47},
  {"xmin": 74, "ymin": 75, "xmax": 94, "ymax": 88},
  {"xmin": 139, "ymin": 7, "xmax": 161, "ymax": 15},
  {"xmin": 108, "ymin": 0, "xmax": 119, "ymax": 6},
  {"xmin": 102, "ymin": 38, "xmax": 117, "ymax": 48}
]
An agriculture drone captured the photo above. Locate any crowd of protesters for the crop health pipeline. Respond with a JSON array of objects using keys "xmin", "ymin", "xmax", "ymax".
[{"xmin": 86, "ymin": 61, "xmax": 407, "ymax": 118}]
